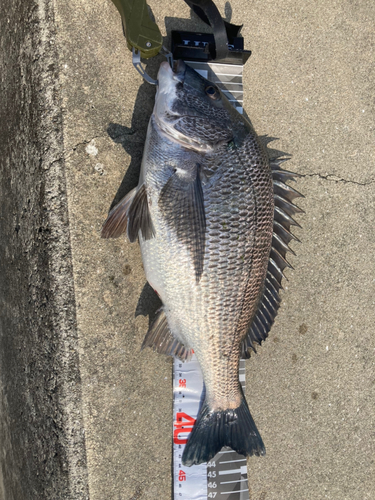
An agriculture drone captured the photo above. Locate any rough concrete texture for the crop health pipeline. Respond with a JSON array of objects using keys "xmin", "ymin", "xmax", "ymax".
[
  {"xmin": 0, "ymin": 0, "xmax": 88, "ymax": 499},
  {"xmin": 1, "ymin": 0, "xmax": 374, "ymax": 499}
]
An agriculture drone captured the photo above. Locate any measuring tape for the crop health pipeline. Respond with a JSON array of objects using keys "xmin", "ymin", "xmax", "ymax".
[
  {"xmin": 173, "ymin": 356, "xmax": 250, "ymax": 500},
  {"xmin": 172, "ymin": 59, "xmax": 250, "ymax": 500}
]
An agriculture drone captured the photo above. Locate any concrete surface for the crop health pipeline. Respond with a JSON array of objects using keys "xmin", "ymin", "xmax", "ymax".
[
  {"xmin": 1, "ymin": 0, "xmax": 374, "ymax": 499},
  {"xmin": 0, "ymin": 0, "xmax": 88, "ymax": 499}
]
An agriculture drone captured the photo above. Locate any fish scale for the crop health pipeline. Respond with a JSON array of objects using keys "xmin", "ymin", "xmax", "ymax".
[
  {"xmin": 142, "ymin": 124, "xmax": 273, "ymax": 411},
  {"xmin": 101, "ymin": 59, "xmax": 302, "ymax": 466}
]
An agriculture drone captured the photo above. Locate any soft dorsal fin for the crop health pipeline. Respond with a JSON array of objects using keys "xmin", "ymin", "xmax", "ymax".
[
  {"xmin": 158, "ymin": 164, "xmax": 206, "ymax": 282},
  {"xmin": 101, "ymin": 184, "xmax": 155, "ymax": 242},
  {"xmin": 242, "ymin": 159, "xmax": 303, "ymax": 358},
  {"xmin": 141, "ymin": 308, "xmax": 193, "ymax": 362}
]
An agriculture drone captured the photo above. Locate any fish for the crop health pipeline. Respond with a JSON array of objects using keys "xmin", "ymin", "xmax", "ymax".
[{"xmin": 101, "ymin": 60, "xmax": 303, "ymax": 466}]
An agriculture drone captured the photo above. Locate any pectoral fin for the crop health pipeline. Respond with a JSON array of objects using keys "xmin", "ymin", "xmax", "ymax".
[
  {"xmin": 158, "ymin": 165, "xmax": 206, "ymax": 281},
  {"xmin": 101, "ymin": 184, "xmax": 154, "ymax": 242},
  {"xmin": 127, "ymin": 184, "xmax": 155, "ymax": 242}
]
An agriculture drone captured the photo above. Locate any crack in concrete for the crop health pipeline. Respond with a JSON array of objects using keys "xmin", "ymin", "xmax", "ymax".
[
  {"xmin": 62, "ymin": 136, "xmax": 106, "ymax": 161},
  {"xmin": 63, "ymin": 139, "xmax": 375, "ymax": 189},
  {"xmin": 299, "ymin": 172, "xmax": 374, "ymax": 186},
  {"xmin": 71, "ymin": 135, "xmax": 104, "ymax": 152}
]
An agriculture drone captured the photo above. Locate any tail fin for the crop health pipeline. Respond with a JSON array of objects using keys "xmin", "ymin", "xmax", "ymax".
[{"xmin": 182, "ymin": 391, "xmax": 265, "ymax": 467}]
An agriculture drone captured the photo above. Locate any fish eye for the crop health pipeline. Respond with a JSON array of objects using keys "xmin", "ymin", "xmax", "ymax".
[{"xmin": 205, "ymin": 85, "xmax": 220, "ymax": 100}]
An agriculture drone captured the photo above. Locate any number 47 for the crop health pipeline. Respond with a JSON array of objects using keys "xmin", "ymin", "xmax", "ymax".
[{"xmin": 208, "ymin": 493, "xmax": 217, "ymax": 498}]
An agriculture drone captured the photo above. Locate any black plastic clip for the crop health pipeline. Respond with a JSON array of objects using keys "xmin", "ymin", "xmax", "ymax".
[{"xmin": 181, "ymin": 0, "xmax": 251, "ymax": 63}]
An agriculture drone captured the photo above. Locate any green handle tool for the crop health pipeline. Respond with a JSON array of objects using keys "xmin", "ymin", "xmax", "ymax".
[{"xmin": 111, "ymin": 0, "xmax": 163, "ymax": 59}]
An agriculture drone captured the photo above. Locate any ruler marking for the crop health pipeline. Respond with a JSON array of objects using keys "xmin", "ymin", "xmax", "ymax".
[
  {"xmin": 213, "ymin": 81, "xmax": 244, "ymax": 86},
  {"xmin": 219, "ymin": 459, "xmax": 247, "ymax": 464},
  {"xmin": 220, "ymin": 479, "xmax": 248, "ymax": 485},
  {"xmin": 210, "ymin": 72, "xmax": 244, "ymax": 77},
  {"xmin": 221, "ymin": 489, "xmax": 249, "ymax": 494},
  {"xmin": 218, "ymin": 468, "xmax": 243, "ymax": 475}
]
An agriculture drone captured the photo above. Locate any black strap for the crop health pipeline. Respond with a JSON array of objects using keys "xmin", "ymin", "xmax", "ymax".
[{"xmin": 183, "ymin": 0, "xmax": 241, "ymax": 60}]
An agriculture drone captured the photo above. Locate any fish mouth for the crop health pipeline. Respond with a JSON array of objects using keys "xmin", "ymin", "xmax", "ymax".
[
  {"xmin": 155, "ymin": 61, "xmax": 213, "ymax": 151},
  {"xmin": 172, "ymin": 59, "xmax": 186, "ymax": 82},
  {"xmin": 158, "ymin": 60, "xmax": 186, "ymax": 86}
]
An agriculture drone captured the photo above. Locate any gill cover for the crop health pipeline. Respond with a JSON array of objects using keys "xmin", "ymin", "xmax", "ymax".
[{"xmin": 154, "ymin": 60, "xmax": 234, "ymax": 150}]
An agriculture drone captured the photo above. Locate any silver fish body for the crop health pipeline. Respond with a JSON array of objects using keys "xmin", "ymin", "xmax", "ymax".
[
  {"xmin": 102, "ymin": 60, "xmax": 302, "ymax": 465},
  {"xmin": 140, "ymin": 71, "xmax": 274, "ymax": 403}
]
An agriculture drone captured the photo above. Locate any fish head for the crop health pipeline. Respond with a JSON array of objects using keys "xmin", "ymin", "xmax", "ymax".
[{"xmin": 155, "ymin": 60, "xmax": 245, "ymax": 152}]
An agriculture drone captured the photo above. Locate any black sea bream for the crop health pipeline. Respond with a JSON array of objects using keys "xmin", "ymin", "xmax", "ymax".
[{"xmin": 102, "ymin": 60, "xmax": 302, "ymax": 466}]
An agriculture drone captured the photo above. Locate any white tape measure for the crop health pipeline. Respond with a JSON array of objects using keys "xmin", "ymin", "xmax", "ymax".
[{"xmin": 173, "ymin": 357, "xmax": 250, "ymax": 499}]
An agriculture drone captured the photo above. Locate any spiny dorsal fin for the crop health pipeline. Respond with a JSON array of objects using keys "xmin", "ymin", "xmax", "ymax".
[
  {"xmin": 242, "ymin": 159, "xmax": 303, "ymax": 358},
  {"xmin": 158, "ymin": 164, "xmax": 206, "ymax": 282},
  {"xmin": 259, "ymin": 135, "xmax": 279, "ymax": 146},
  {"xmin": 141, "ymin": 308, "xmax": 193, "ymax": 362},
  {"xmin": 101, "ymin": 184, "xmax": 155, "ymax": 242}
]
